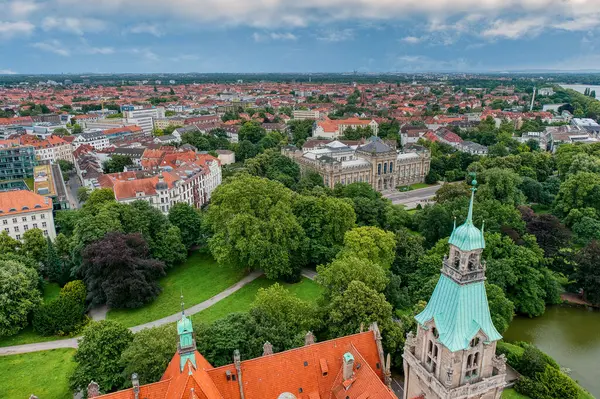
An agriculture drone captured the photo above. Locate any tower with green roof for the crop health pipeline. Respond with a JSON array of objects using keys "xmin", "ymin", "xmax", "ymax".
[
  {"xmin": 177, "ymin": 295, "xmax": 197, "ymax": 371},
  {"xmin": 402, "ymin": 179, "xmax": 507, "ymax": 399}
]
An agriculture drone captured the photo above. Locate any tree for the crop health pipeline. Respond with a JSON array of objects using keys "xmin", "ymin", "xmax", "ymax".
[
  {"xmin": 77, "ymin": 187, "xmax": 91, "ymax": 203},
  {"xmin": 120, "ymin": 325, "xmax": 177, "ymax": 385},
  {"xmin": 238, "ymin": 121, "xmax": 266, "ymax": 144},
  {"xmin": 434, "ymin": 182, "xmax": 471, "ymax": 204},
  {"xmin": 572, "ymin": 216, "xmax": 600, "ymax": 245},
  {"xmin": 72, "ymin": 124, "xmax": 83, "ymax": 134},
  {"xmin": 327, "ymin": 280, "xmax": 394, "ymax": 338},
  {"xmin": 44, "ymin": 237, "xmax": 62, "ymax": 282},
  {"xmin": 0, "ymin": 260, "xmax": 42, "ymax": 336},
  {"xmin": 70, "ymin": 320, "xmax": 133, "ymax": 394},
  {"xmin": 575, "ymin": 240, "xmax": 600, "ymax": 305},
  {"xmin": 337, "ymin": 226, "xmax": 396, "ymax": 269},
  {"xmin": 81, "ymin": 233, "xmax": 166, "ymax": 309},
  {"xmin": 292, "ymin": 195, "xmax": 356, "ymax": 266},
  {"xmin": 392, "ymin": 229, "xmax": 425, "ymax": 277},
  {"xmin": 478, "ymin": 168, "xmax": 525, "ymax": 206},
  {"xmin": 103, "ymin": 155, "xmax": 134, "ymax": 173},
  {"xmin": 317, "ymin": 256, "xmax": 388, "ymax": 299},
  {"xmin": 32, "ymin": 295, "xmax": 85, "ymax": 336},
  {"xmin": 151, "ymin": 226, "xmax": 186, "ymax": 268},
  {"xmin": 0, "ymin": 230, "xmax": 20, "ymax": 255},
  {"xmin": 168, "ymin": 203, "xmax": 204, "ymax": 249},
  {"xmin": 22, "ymin": 228, "xmax": 48, "ymax": 263},
  {"xmin": 205, "ymin": 175, "xmax": 305, "ymax": 280},
  {"xmin": 554, "ymin": 172, "xmax": 600, "ymax": 216},
  {"xmin": 486, "ymin": 283, "xmax": 514, "ymax": 334},
  {"xmin": 520, "ymin": 208, "xmax": 571, "ymax": 257},
  {"xmin": 235, "ymin": 140, "xmax": 259, "ymax": 162},
  {"xmin": 245, "ymin": 150, "xmax": 301, "ymax": 188},
  {"xmin": 287, "ymin": 119, "xmax": 314, "ymax": 146},
  {"xmin": 333, "ymin": 183, "xmax": 390, "ymax": 227},
  {"xmin": 61, "ymin": 280, "xmax": 87, "ymax": 304}
]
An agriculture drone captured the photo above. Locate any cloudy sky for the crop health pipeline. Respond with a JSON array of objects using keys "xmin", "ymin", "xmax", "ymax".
[{"xmin": 1, "ymin": 0, "xmax": 599, "ymax": 74}]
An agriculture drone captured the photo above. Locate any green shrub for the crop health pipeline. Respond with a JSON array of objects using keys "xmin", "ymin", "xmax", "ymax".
[
  {"xmin": 60, "ymin": 280, "xmax": 87, "ymax": 304},
  {"xmin": 33, "ymin": 296, "xmax": 86, "ymax": 336},
  {"xmin": 496, "ymin": 341, "xmax": 524, "ymax": 368},
  {"xmin": 516, "ymin": 366, "xmax": 579, "ymax": 399},
  {"xmin": 519, "ymin": 345, "xmax": 551, "ymax": 377}
]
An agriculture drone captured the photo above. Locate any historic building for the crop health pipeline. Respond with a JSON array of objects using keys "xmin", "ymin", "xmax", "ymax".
[
  {"xmin": 92, "ymin": 305, "xmax": 397, "ymax": 399},
  {"xmin": 283, "ymin": 137, "xmax": 430, "ymax": 192},
  {"xmin": 402, "ymin": 181, "xmax": 507, "ymax": 399},
  {"xmin": 0, "ymin": 190, "xmax": 56, "ymax": 240}
]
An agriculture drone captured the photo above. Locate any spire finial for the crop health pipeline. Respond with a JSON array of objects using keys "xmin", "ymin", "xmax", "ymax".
[{"xmin": 467, "ymin": 173, "xmax": 477, "ymax": 223}]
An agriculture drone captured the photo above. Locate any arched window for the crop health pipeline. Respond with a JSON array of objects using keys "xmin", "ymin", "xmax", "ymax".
[
  {"xmin": 467, "ymin": 253, "xmax": 477, "ymax": 271},
  {"xmin": 470, "ymin": 337, "xmax": 480, "ymax": 347},
  {"xmin": 426, "ymin": 340, "xmax": 438, "ymax": 373},
  {"xmin": 465, "ymin": 352, "xmax": 480, "ymax": 379},
  {"xmin": 384, "ymin": 162, "xmax": 388, "ymax": 174},
  {"xmin": 390, "ymin": 162, "xmax": 394, "ymax": 173},
  {"xmin": 432, "ymin": 327, "xmax": 439, "ymax": 339},
  {"xmin": 378, "ymin": 164, "xmax": 382, "ymax": 175},
  {"xmin": 453, "ymin": 255, "xmax": 460, "ymax": 269}
]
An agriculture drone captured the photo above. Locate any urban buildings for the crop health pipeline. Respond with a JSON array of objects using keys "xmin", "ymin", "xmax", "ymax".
[
  {"xmin": 73, "ymin": 131, "xmax": 111, "ymax": 151},
  {"xmin": 402, "ymin": 184, "xmax": 507, "ymax": 399},
  {"xmin": 0, "ymin": 190, "xmax": 56, "ymax": 240},
  {"xmin": 18, "ymin": 134, "xmax": 74, "ymax": 163},
  {"xmin": 122, "ymin": 105, "xmax": 166, "ymax": 134},
  {"xmin": 33, "ymin": 164, "xmax": 70, "ymax": 211},
  {"xmin": 283, "ymin": 137, "xmax": 430, "ymax": 191},
  {"xmin": 0, "ymin": 140, "xmax": 36, "ymax": 181},
  {"xmin": 293, "ymin": 109, "xmax": 320, "ymax": 120},
  {"xmin": 313, "ymin": 117, "xmax": 379, "ymax": 138},
  {"xmin": 92, "ymin": 308, "xmax": 396, "ymax": 399}
]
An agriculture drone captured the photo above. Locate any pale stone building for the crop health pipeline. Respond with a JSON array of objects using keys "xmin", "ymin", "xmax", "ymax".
[
  {"xmin": 283, "ymin": 136, "xmax": 430, "ymax": 192},
  {"xmin": 403, "ymin": 182, "xmax": 507, "ymax": 399}
]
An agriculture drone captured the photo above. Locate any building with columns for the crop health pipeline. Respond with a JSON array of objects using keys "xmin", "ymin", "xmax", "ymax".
[
  {"xmin": 283, "ymin": 136, "xmax": 430, "ymax": 192},
  {"xmin": 402, "ymin": 181, "xmax": 507, "ymax": 399}
]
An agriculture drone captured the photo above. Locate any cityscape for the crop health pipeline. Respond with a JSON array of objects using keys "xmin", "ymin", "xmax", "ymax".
[{"xmin": 1, "ymin": 1, "xmax": 600, "ymax": 399}]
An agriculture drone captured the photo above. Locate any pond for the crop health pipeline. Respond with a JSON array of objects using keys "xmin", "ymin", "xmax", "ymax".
[{"xmin": 503, "ymin": 305, "xmax": 600, "ymax": 397}]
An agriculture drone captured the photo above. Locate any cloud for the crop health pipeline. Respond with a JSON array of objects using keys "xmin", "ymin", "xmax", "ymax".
[
  {"xmin": 128, "ymin": 23, "xmax": 163, "ymax": 37},
  {"xmin": 84, "ymin": 46, "xmax": 114, "ymax": 55},
  {"xmin": 0, "ymin": 20, "xmax": 35, "ymax": 40},
  {"xmin": 482, "ymin": 17, "xmax": 546, "ymax": 39},
  {"xmin": 317, "ymin": 29, "xmax": 354, "ymax": 42},
  {"xmin": 41, "ymin": 17, "xmax": 106, "ymax": 35},
  {"xmin": 400, "ymin": 36, "xmax": 422, "ymax": 44},
  {"xmin": 395, "ymin": 54, "xmax": 471, "ymax": 71},
  {"xmin": 170, "ymin": 54, "xmax": 200, "ymax": 62},
  {"xmin": 129, "ymin": 48, "xmax": 159, "ymax": 61},
  {"xmin": 8, "ymin": 1, "xmax": 39, "ymax": 18},
  {"xmin": 0, "ymin": 68, "xmax": 17, "ymax": 74},
  {"xmin": 31, "ymin": 39, "xmax": 70, "ymax": 56},
  {"xmin": 253, "ymin": 32, "xmax": 298, "ymax": 42}
]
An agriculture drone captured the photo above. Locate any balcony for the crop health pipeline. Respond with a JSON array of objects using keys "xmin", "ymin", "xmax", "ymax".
[{"xmin": 441, "ymin": 258, "xmax": 486, "ymax": 284}]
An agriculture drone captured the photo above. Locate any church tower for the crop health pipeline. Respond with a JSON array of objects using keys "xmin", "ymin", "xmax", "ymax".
[
  {"xmin": 177, "ymin": 295, "xmax": 197, "ymax": 371},
  {"xmin": 402, "ymin": 179, "xmax": 507, "ymax": 399}
]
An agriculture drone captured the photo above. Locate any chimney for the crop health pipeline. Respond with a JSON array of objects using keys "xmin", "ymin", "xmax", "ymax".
[
  {"xmin": 342, "ymin": 352, "xmax": 355, "ymax": 381},
  {"xmin": 132, "ymin": 373, "xmax": 140, "ymax": 399},
  {"xmin": 304, "ymin": 331, "xmax": 315, "ymax": 346},
  {"xmin": 263, "ymin": 341, "xmax": 273, "ymax": 356},
  {"xmin": 233, "ymin": 350, "xmax": 245, "ymax": 399},
  {"xmin": 87, "ymin": 381, "xmax": 100, "ymax": 398}
]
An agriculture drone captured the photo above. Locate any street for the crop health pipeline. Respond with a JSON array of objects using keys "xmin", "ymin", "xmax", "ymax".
[
  {"xmin": 66, "ymin": 174, "xmax": 82, "ymax": 209},
  {"xmin": 382, "ymin": 184, "xmax": 441, "ymax": 209}
]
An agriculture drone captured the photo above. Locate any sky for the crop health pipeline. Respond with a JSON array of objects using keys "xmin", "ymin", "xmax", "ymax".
[{"xmin": 1, "ymin": 0, "xmax": 600, "ymax": 74}]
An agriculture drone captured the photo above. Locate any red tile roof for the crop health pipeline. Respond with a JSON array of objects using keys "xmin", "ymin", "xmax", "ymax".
[{"xmin": 0, "ymin": 190, "xmax": 53, "ymax": 215}]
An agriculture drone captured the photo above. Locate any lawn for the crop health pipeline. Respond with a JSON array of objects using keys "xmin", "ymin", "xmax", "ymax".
[
  {"xmin": 107, "ymin": 251, "xmax": 246, "ymax": 328},
  {"xmin": 0, "ymin": 349, "xmax": 76, "ymax": 399},
  {"xmin": 24, "ymin": 177, "xmax": 34, "ymax": 190},
  {"xmin": 410, "ymin": 183, "xmax": 432, "ymax": 190},
  {"xmin": 502, "ymin": 388, "xmax": 530, "ymax": 399},
  {"xmin": 193, "ymin": 277, "xmax": 323, "ymax": 325},
  {"xmin": 0, "ymin": 282, "xmax": 63, "ymax": 347}
]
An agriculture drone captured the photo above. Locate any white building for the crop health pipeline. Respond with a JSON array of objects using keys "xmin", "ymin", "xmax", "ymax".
[
  {"xmin": 293, "ymin": 109, "xmax": 320, "ymax": 120},
  {"xmin": 123, "ymin": 106, "xmax": 166, "ymax": 134},
  {"xmin": 73, "ymin": 131, "xmax": 111, "ymax": 151},
  {"xmin": 0, "ymin": 190, "xmax": 56, "ymax": 240},
  {"xmin": 19, "ymin": 135, "xmax": 74, "ymax": 163},
  {"xmin": 313, "ymin": 117, "xmax": 379, "ymax": 139}
]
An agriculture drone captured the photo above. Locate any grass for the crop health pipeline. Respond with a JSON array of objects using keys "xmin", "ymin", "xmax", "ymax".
[
  {"xmin": 24, "ymin": 177, "xmax": 34, "ymax": 190},
  {"xmin": 0, "ymin": 348, "xmax": 76, "ymax": 399},
  {"xmin": 502, "ymin": 388, "xmax": 530, "ymax": 399},
  {"xmin": 193, "ymin": 277, "xmax": 323, "ymax": 325},
  {"xmin": 410, "ymin": 183, "xmax": 431, "ymax": 190},
  {"xmin": 107, "ymin": 251, "xmax": 246, "ymax": 327},
  {"xmin": 0, "ymin": 282, "xmax": 63, "ymax": 347}
]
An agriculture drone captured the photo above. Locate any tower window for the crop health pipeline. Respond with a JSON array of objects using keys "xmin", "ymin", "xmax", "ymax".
[
  {"xmin": 426, "ymin": 339, "xmax": 438, "ymax": 373},
  {"xmin": 465, "ymin": 352, "xmax": 480, "ymax": 379},
  {"xmin": 470, "ymin": 337, "xmax": 480, "ymax": 347}
]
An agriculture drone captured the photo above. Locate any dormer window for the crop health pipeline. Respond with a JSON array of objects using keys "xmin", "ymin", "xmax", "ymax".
[{"xmin": 470, "ymin": 337, "xmax": 479, "ymax": 347}]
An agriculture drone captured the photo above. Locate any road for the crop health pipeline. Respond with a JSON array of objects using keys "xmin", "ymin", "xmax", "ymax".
[
  {"xmin": 382, "ymin": 184, "xmax": 441, "ymax": 208},
  {"xmin": 66, "ymin": 174, "xmax": 82, "ymax": 209},
  {"xmin": 0, "ymin": 270, "xmax": 263, "ymax": 356}
]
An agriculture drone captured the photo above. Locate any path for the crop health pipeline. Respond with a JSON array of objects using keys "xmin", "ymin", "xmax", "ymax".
[
  {"xmin": 0, "ymin": 271, "xmax": 263, "ymax": 356},
  {"xmin": 89, "ymin": 305, "xmax": 108, "ymax": 321},
  {"xmin": 382, "ymin": 184, "xmax": 441, "ymax": 208},
  {"xmin": 301, "ymin": 269, "xmax": 317, "ymax": 281}
]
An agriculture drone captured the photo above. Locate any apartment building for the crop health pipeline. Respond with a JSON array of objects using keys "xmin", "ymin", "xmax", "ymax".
[
  {"xmin": 19, "ymin": 134, "xmax": 74, "ymax": 163},
  {"xmin": 122, "ymin": 105, "xmax": 166, "ymax": 134},
  {"xmin": 293, "ymin": 109, "xmax": 320, "ymax": 120},
  {"xmin": 0, "ymin": 190, "xmax": 56, "ymax": 240},
  {"xmin": 313, "ymin": 117, "xmax": 379, "ymax": 139},
  {"xmin": 73, "ymin": 131, "xmax": 111, "ymax": 151},
  {"xmin": 0, "ymin": 140, "xmax": 37, "ymax": 180}
]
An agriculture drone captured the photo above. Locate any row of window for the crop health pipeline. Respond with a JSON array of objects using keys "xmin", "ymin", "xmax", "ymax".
[
  {"xmin": 2, "ymin": 214, "xmax": 46, "ymax": 224},
  {"xmin": 12, "ymin": 230, "xmax": 48, "ymax": 240},
  {"xmin": 377, "ymin": 162, "xmax": 394, "ymax": 175},
  {"xmin": 5, "ymin": 222, "xmax": 47, "ymax": 232}
]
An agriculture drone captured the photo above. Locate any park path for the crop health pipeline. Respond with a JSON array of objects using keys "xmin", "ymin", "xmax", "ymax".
[{"xmin": 0, "ymin": 270, "xmax": 263, "ymax": 356}]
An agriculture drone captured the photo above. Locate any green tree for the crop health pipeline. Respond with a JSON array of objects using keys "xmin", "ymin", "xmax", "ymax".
[
  {"xmin": 70, "ymin": 320, "xmax": 134, "ymax": 394},
  {"xmin": 0, "ymin": 259, "xmax": 42, "ymax": 336},
  {"xmin": 77, "ymin": 187, "xmax": 91, "ymax": 203},
  {"xmin": 338, "ymin": 226, "xmax": 396, "ymax": 269},
  {"xmin": 120, "ymin": 325, "xmax": 177, "ymax": 385},
  {"xmin": 61, "ymin": 280, "xmax": 87, "ymax": 304},
  {"xmin": 554, "ymin": 172, "xmax": 600, "ymax": 216},
  {"xmin": 238, "ymin": 121, "xmax": 266, "ymax": 143},
  {"xmin": 168, "ymin": 203, "xmax": 204, "ymax": 249},
  {"xmin": 292, "ymin": 195, "xmax": 356, "ymax": 266},
  {"xmin": 205, "ymin": 174, "xmax": 305, "ymax": 280},
  {"xmin": 22, "ymin": 228, "xmax": 48, "ymax": 263},
  {"xmin": 317, "ymin": 256, "xmax": 388, "ymax": 299},
  {"xmin": 245, "ymin": 149, "xmax": 301, "ymax": 188},
  {"xmin": 72, "ymin": 124, "xmax": 83, "ymax": 134},
  {"xmin": 575, "ymin": 240, "xmax": 600, "ymax": 305},
  {"xmin": 478, "ymin": 168, "xmax": 525, "ymax": 206},
  {"xmin": 152, "ymin": 225, "xmax": 186, "ymax": 268},
  {"xmin": 44, "ymin": 237, "xmax": 62, "ymax": 282},
  {"xmin": 32, "ymin": 295, "xmax": 85, "ymax": 336},
  {"xmin": 333, "ymin": 183, "xmax": 390, "ymax": 227},
  {"xmin": 0, "ymin": 230, "xmax": 20, "ymax": 255},
  {"xmin": 486, "ymin": 283, "xmax": 514, "ymax": 334},
  {"xmin": 434, "ymin": 182, "xmax": 471, "ymax": 204},
  {"xmin": 103, "ymin": 155, "xmax": 134, "ymax": 173},
  {"xmin": 235, "ymin": 140, "xmax": 259, "ymax": 162}
]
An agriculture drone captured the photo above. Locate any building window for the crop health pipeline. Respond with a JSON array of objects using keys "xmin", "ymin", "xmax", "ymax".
[
  {"xmin": 16, "ymin": 235, "xmax": 20, "ymax": 240},
  {"xmin": 4, "ymin": 228, "xmax": 9, "ymax": 233},
  {"xmin": 42, "ymin": 222, "xmax": 47, "ymax": 228},
  {"xmin": 22, "ymin": 217, "xmax": 27, "ymax": 222},
  {"xmin": 2, "ymin": 220, "xmax": 6, "ymax": 225},
  {"xmin": 465, "ymin": 352, "xmax": 480, "ymax": 379},
  {"xmin": 426, "ymin": 340, "xmax": 438, "ymax": 374},
  {"xmin": 12, "ymin": 218, "xmax": 17, "ymax": 223},
  {"xmin": 31, "ymin": 215, "xmax": 36, "ymax": 221},
  {"xmin": 384, "ymin": 163, "xmax": 388, "ymax": 174},
  {"xmin": 24, "ymin": 225, "xmax": 29, "ymax": 231},
  {"xmin": 390, "ymin": 162, "xmax": 394, "ymax": 173},
  {"xmin": 43, "ymin": 230, "xmax": 48, "ymax": 236},
  {"xmin": 41, "ymin": 214, "xmax": 45, "ymax": 219},
  {"xmin": 377, "ymin": 164, "xmax": 381, "ymax": 175},
  {"xmin": 33, "ymin": 223, "xmax": 38, "ymax": 229},
  {"xmin": 14, "ymin": 226, "xmax": 19, "ymax": 232}
]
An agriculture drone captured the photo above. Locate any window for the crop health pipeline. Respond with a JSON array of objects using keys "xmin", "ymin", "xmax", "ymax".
[
  {"xmin": 40, "ymin": 214, "xmax": 45, "ymax": 219},
  {"xmin": 23, "ymin": 225, "xmax": 29, "ymax": 231},
  {"xmin": 43, "ymin": 230, "xmax": 48, "ymax": 236},
  {"xmin": 22, "ymin": 217, "xmax": 27, "ymax": 222},
  {"xmin": 465, "ymin": 352, "xmax": 480, "ymax": 379},
  {"xmin": 390, "ymin": 162, "xmax": 394, "ymax": 173},
  {"xmin": 377, "ymin": 164, "xmax": 381, "ymax": 175},
  {"xmin": 470, "ymin": 337, "xmax": 480, "ymax": 347},
  {"xmin": 4, "ymin": 228, "xmax": 8, "ymax": 233},
  {"xmin": 14, "ymin": 226, "xmax": 19, "ymax": 232},
  {"xmin": 31, "ymin": 215, "xmax": 36, "ymax": 220},
  {"xmin": 42, "ymin": 222, "xmax": 47, "ymax": 228},
  {"xmin": 426, "ymin": 339, "xmax": 438, "ymax": 374},
  {"xmin": 12, "ymin": 218, "xmax": 17, "ymax": 223},
  {"xmin": 16, "ymin": 235, "xmax": 20, "ymax": 240},
  {"xmin": 384, "ymin": 163, "xmax": 388, "ymax": 174},
  {"xmin": 33, "ymin": 223, "xmax": 38, "ymax": 229},
  {"xmin": 2, "ymin": 220, "xmax": 6, "ymax": 225}
]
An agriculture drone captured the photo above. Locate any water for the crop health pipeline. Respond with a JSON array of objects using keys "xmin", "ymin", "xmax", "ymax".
[
  {"xmin": 503, "ymin": 305, "xmax": 600, "ymax": 397},
  {"xmin": 559, "ymin": 84, "xmax": 600, "ymax": 96}
]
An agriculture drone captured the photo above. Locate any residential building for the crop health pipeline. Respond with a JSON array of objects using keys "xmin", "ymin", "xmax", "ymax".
[
  {"xmin": 92, "ymin": 309, "xmax": 396, "ymax": 399},
  {"xmin": 293, "ymin": 109, "xmax": 320, "ymax": 120},
  {"xmin": 0, "ymin": 140, "xmax": 36, "ymax": 180},
  {"xmin": 403, "ymin": 185, "xmax": 507, "ymax": 399},
  {"xmin": 73, "ymin": 131, "xmax": 111, "ymax": 151},
  {"xmin": 0, "ymin": 190, "xmax": 56, "ymax": 240},
  {"xmin": 400, "ymin": 125, "xmax": 428, "ymax": 146},
  {"xmin": 73, "ymin": 145, "xmax": 104, "ymax": 189},
  {"xmin": 102, "ymin": 126, "xmax": 144, "ymax": 142},
  {"xmin": 538, "ymin": 87, "xmax": 555, "ymax": 96},
  {"xmin": 122, "ymin": 105, "xmax": 166, "ymax": 134},
  {"xmin": 546, "ymin": 125, "xmax": 598, "ymax": 152},
  {"xmin": 154, "ymin": 117, "xmax": 186, "ymax": 130},
  {"xmin": 33, "ymin": 164, "xmax": 70, "ymax": 211},
  {"xmin": 572, "ymin": 118, "xmax": 600, "ymax": 135},
  {"xmin": 313, "ymin": 117, "xmax": 379, "ymax": 139},
  {"xmin": 216, "ymin": 149, "xmax": 235, "ymax": 165},
  {"xmin": 283, "ymin": 136, "xmax": 430, "ymax": 192},
  {"xmin": 18, "ymin": 134, "xmax": 74, "ymax": 163},
  {"xmin": 459, "ymin": 141, "xmax": 488, "ymax": 156}
]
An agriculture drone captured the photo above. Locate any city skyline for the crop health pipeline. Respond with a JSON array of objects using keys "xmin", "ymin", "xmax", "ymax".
[{"xmin": 1, "ymin": 0, "xmax": 600, "ymax": 74}]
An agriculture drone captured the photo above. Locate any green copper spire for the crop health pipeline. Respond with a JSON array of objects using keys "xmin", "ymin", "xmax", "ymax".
[
  {"xmin": 448, "ymin": 177, "xmax": 485, "ymax": 251},
  {"xmin": 177, "ymin": 293, "xmax": 197, "ymax": 371}
]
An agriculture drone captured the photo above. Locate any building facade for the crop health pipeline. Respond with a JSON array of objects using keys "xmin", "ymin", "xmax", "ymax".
[
  {"xmin": 0, "ymin": 190, "xmax": 56, "ymax": 240},
  {"xmin": 123, "ymin": 106, "xmax": 166, "ymax": 134},
  {"xmin": 19, "ymin": 134, "xmax": 74, "ymax": 163},
  {"xmin": 402, "ymin": 182, "xmax": 507, "ymax": 399},
  {"xmin": 283, "ymin": 137, "xmax": 430, "ymax": 192},
  {"xmin": 313, "ymin": 117, "xmax": 379, "ymax": 139},
  {"xmin": 0, "ymin": 140, "xmax": 36, "ymax": 180},
  {"xmin": 73, "ymin": 132, "xmax": 111, "ymax": 151}
]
